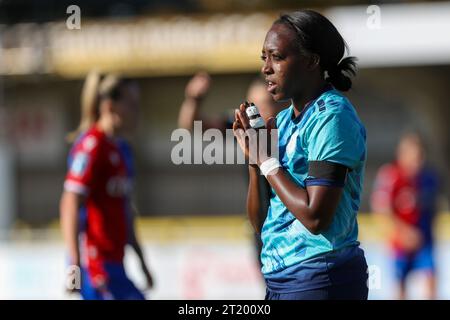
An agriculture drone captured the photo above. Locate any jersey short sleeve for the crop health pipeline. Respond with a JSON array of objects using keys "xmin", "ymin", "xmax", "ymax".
[
  {"xmin": 304, "ymin": 98, "xmax": 366, "ymax": 188},
  {"xmin": 64, "ymin": 135, "xmax": 102, "ymax": 196},
  {"xmin": 306, "ymin": 106, "xmax": 365, "ymax": 170}
]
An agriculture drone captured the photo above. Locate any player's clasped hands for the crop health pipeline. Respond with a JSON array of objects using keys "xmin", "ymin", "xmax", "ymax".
[{"xmin": 232, "ymin": 102, "xmax": 277, "ymax": 167}]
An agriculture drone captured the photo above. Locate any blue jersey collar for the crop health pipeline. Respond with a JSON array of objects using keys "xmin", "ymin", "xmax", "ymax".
[{"xmin": 290, "ymin": 84, "xmax": 334, "ymax": 124}]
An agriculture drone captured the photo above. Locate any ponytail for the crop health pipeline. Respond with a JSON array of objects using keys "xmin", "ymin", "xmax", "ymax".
[
  {"xmin": 66, "ymin": 70, "xmax": 103, "ymax": 143},
  {"xmin": 326, "ymin": 56, "xmax": 357, "ymax": 92}
]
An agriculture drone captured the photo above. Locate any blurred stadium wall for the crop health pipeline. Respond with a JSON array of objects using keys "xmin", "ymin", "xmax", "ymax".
[{"xmin": 0, "ymin": 1, "xmax": 449, "ymax": 226}]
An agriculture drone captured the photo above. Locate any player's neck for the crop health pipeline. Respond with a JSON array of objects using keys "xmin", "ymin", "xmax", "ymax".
[
  {"xmin": 96, "ymin": 118, "xmax": 117, "ymax": 138},
  {"xmin": 292, "ymin": 79, "xmax": 328, "ymax": 118}
]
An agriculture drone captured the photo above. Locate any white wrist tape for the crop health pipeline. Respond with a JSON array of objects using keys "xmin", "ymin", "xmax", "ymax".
[{"xmin": 259, "ymin": 157, "xmax": 282, "ymax": 177}]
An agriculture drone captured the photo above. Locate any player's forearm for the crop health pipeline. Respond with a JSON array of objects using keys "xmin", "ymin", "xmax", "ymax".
[
  {"xmin": 265, "ymin": 169, "xmax": 312, "ymax": 227},
  {"xmin": 178, "ymin": 97, "xmax": 202, "ymax": 130},
  {"xmin": 127, "ymin": 204, "xmax": 150, "ymax": 268},
  {"xmin": 266, "ymin": 168, "xmax": 336, "ymax": 235},
  {"xmin": 129, "ymin": 234, "xmax": 145, "ymax": 262},
  {"xmin": 127, "ymin": 228, "xmax": 147, "ymax": 268},
  {"xmin": 60, "ymin": 192, "xmax": 81, "ymax": 266},
  {"xmin": 247, "ymin": 165, "xmax": 265, "ymax": 234}
]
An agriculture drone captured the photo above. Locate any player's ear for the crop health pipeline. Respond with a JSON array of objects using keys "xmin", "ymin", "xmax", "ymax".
[{"xmin": 306, "ymin": 53, "xmax": 320, "ymax": 71}]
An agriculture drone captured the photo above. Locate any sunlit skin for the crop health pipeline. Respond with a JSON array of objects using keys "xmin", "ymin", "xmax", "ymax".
[
  {"xmin": 233, "ymin": 23, "xmax": 344, "ymax": 235},
  {"xmin": 261, "ymin": 23, "xmax": 327, "ymax": 117},
  {"xmin": 98, "ymin": 83, "xmax": 140, "ymax": 138},
  {"xmin": 397, "ymin": 134, "xmax": 425, "ymax": 178}
]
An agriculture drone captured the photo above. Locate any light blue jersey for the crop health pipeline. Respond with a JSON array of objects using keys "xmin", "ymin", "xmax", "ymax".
[{"xmin": 261, "ymin": 86, "xmax": 367, "ymax": 281}]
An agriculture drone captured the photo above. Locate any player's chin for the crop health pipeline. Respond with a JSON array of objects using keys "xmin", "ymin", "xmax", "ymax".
[{"xmin": 271, "ymin": 91, "xmax": 288, "ymax": 102}]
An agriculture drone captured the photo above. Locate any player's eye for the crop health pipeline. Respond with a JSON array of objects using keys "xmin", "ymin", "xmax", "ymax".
[{"xmin": 272, "ymin": 54, "xmax": 283, "ymax": 61}]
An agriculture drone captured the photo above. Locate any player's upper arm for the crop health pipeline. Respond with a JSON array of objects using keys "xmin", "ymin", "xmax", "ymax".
[
  {"xmin": 305, "ymin": 184, "xmax": 344, "ymax": 234},
  {"xmin": 60, "ymin": 189, "xmax": 85, "ymax": 211},
  {"xmin": 301, "ymin": 102, "xmax": 365, "ymax": 233},
  {"xmin": 305, "ymin": 103, "xmax": 365, "ymax": 189}
]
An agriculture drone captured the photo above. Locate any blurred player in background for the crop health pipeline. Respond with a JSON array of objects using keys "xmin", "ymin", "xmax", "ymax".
[
  {"xmin": 60, "ymin": 71, "xmax": 153, "ymax": 300},
  {"xmin": 178, "ymin": 72, "xmax": 285, "ymax": 132},
  {"xmin": 371, "ymin": 132, "xmax": 439, "ymax": 299},
  {"xmin": 177, "ymin": 72, "xmax": 286, "ymax": 268},
  {"xmin": 234, "ymin": 10, "xmax": 368, "ymax": 300}
]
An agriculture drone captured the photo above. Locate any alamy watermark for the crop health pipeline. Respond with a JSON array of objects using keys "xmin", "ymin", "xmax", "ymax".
[
  {"xmin": 170, "ymin": 121, "xmax": 279, "ymax": 166},
  {"xmin": 65, "ymin": 265, "xmax": 81, "ymax": 290},
  {"xmin": 367, "ymin": 264, "xmax": 382, "ymax": 290},
  {"xmin": 366, "ymin": 5, "xmax": 381, "ymax": 30},
  {"xmin": 66, "ymin": 5, "xmax": 81, "ymax": 30}
]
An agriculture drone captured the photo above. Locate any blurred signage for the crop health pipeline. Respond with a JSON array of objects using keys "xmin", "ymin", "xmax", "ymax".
[
  {"xmin": 49, "ymin": 13, "xmax": 274, "ymax": 77},
  {"xmin": 4, "ymin": 103, "xmax": 65, "ymax": 166},
  {"xmin": 1, "ymin": 13, "xmax": 275, "ymax": 77},
  {"xmin": 0, "ymin": 23, "xmax": 47, "ymax": 75},
  {"xmin": 1, "ymin": 2, "xmax": 450, "ymax": 77}
]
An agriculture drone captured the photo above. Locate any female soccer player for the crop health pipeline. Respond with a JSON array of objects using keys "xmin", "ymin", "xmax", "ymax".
[
  {"xmin": 233, "ymin": 10, "xmax": 368, "ymax": 300},
  {"xmin": 371, "ymin": 132, "xmax": 439, "ymax": 299},
  {"xmin": 60, "ymin": 71, "xmax": 153, "ymax": 300}
]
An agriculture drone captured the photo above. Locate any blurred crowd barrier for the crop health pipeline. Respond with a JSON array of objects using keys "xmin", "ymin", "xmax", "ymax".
[{"xmin": 1, "ymin": 214, "xmax": 450, "ymax": 299}]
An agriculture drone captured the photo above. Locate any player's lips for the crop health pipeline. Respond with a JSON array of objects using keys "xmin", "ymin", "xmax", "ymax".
[{"xmin": 266, "ymin": 79, "xmax": 277, "ymax": 94}]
